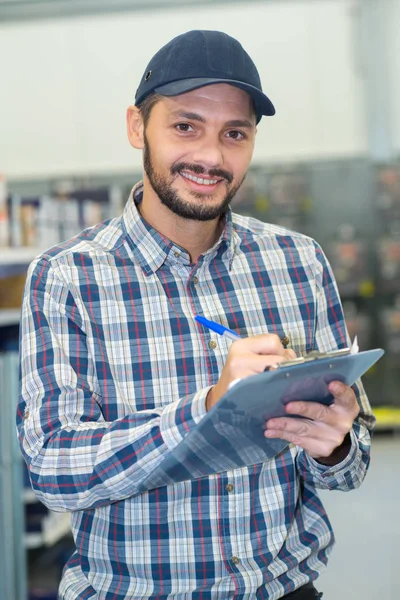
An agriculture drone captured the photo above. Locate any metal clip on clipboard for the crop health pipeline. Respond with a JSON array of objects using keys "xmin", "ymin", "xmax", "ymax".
[
  {"xmin": 139, "ymin": 345, "xmax": 385, "ymax": 489},
  {"xmin": 277, "ymin": 347, "xmax": 351, "ymax": 369}
]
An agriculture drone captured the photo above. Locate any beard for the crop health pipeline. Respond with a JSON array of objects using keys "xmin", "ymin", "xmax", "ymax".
[{"xmin": 143, "ymin": 133, "xmax": 245, "ymax": 222}]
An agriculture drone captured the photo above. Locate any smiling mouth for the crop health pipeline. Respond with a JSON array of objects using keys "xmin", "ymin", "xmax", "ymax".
[{"xmin": 180, "ymin": 171, "xmax": 224, "ymax": 186}]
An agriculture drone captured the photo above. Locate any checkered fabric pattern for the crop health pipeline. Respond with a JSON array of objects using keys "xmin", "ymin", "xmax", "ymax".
[{"xmin": 17, "ymin": 182, "xmax": 374, "ymax": 599}]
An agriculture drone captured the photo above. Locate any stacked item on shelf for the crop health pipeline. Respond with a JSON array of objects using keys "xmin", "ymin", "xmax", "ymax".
[
  {"xmin": 375, "ymin": 165, "xmax": 400, "ymax": 295},
  {"xmin": 379, "ymin": 297, "xmax": 400, "ymax": 411},
  {"xmin": 342, "ymin": 301, "xmax": 373, "ymax": 354},
  {"xmin": 322, "ymin": 223, "xmax": 382, "ymax": 411},
  {"xmin": 7, "ymin": 183, "xmax": 122, "ymax": 249},
  {"xmin": 373, "ymin": 165, "xmax": 400, "ymax": 423},
  {"xmin": 326, "ymin": 224, "xmax": 374, "ymax": 299},
  {"xmin": 231, "ymin": 166, "xmax": 313, "ymax": 236},
  {"xmin": 0, "ymin": 183, "xmax": 124, "ymax": 327}
]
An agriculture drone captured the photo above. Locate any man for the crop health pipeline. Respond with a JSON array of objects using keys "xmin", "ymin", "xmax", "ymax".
[{"xmin": 17, "ymin": 30, "xmax": 374, "ymax": 599}]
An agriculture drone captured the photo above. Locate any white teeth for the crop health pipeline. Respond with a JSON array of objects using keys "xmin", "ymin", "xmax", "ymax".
[{"xmin": 181, "ymin": 172, "xmax": 219, "ymax": 185}]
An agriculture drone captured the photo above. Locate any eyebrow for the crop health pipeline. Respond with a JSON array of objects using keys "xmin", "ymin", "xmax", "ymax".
[
  {"xmin": 225, "ymin": 119, "xmax": 255, "ymax": 129},
  {"xmin": 171, "ymin": 111, "xmax": 206, "ymax": 123},
  {"xmin": 170, "ymin": 111, "xmax": 255, "ymax": 129}
]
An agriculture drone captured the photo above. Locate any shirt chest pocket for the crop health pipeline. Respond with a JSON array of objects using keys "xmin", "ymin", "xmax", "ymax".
[{"xmin": 255, "ymin": 281, "xmax": 316, "ymax": 355}]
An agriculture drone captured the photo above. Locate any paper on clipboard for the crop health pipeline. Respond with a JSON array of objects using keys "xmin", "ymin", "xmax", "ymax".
[{"xmin": 138, "ymin": 347, "xmax": 384, "ymax": 492}]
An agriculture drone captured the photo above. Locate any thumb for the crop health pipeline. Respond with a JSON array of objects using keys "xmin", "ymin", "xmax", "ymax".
[{"xmin": 328, "ymin": 381, "xmax": 358, "ymax": 410}]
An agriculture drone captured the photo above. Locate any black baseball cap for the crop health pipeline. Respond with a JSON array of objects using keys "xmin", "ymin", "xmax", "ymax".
[{"xmin": 134, "ymin": 30, "xmax": 275, "ymax": 123}]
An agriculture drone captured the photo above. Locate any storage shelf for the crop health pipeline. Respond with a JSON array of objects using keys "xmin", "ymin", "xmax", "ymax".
[
  {"xmin": 374, "ymin": 407, "xmax": 400, "ymax": 430},
  {"xmin": 0, "ymin": 308, "xmax": 21, "ymax": 326},
  {"xmin": 23, "ymin": 489, "xmax": 38, "ymax": 504},
  {"xmin": 25, "ymin": 512, "xmax": 71, "ymax": 549},
  {"xmin": 0, "ymin": 247, "xmax": 44, "ymax": 266},
  {"xmin": 25, "ymin": 533, "xmax": 44, "ymax": 550}
]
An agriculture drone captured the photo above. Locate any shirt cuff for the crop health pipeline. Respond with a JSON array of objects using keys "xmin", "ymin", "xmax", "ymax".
[
  {"xmin": 159, "ymin": 386, "xmax": 211, "ymax": 450},
  {"xmin": 303, "ymin": 428, "xmax": 362, "ymax": 488}
]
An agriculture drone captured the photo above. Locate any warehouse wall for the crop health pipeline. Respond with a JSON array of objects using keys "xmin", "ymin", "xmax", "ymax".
[
  {"xmin": 386, "ymin": 0, "xmax": 400, "ymax": 152},
  {"xmin": 0, "ymin": 0, "xmax": 368, "ymax": 179}
]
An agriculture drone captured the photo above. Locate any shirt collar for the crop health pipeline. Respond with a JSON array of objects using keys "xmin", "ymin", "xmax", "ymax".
[{"xmin": 122, "ymin": 181, "xmax": 238, "ymax": 274}]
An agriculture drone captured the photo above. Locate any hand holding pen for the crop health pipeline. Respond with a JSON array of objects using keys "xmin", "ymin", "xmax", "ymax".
[
  {"xmin": 195, "ymin": 315, "xmax": 291, "ymax": 349},
  {"xmin": 195, "ymin": 315, "xmax": 296, "ymax": 411},
  {"xmin": 195, "ymin": 315, "xmax": 361, "ymax": 460}
]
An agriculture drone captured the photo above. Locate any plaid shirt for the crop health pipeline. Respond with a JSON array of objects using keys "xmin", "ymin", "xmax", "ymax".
[{"xmin": 17, "ymin": 182, "xmax": 374, "ymax": 600}]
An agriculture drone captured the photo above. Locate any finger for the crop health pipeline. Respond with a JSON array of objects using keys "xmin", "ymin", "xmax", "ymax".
[
  {"xmin": 328, "ymin": 382, "xmax": 360, "ymax": 416},
  {"xmin": 264, "ymin": 418, "xmax": 344, "ymax": 453},
  {"xmin": 265, "ymin": 416, "xmax": 315, "ymax": 438},
  {"xmin": 264, "ymin": 348, "xmax": 297, "ymax": 371},
  {"xmin": 261, "ymin": 354, "xmax": 293, "ymax": 371},
  {"xmin": 284, "ymin": 398, "xmax": 356, "ymax": 432},
  {"xmin": 233, "ymin": 333, "xmax": 287, "ymax": 357},
  {"xmin": 264, "ymin": 427, "xmax": 345, "ymax": 457},
  {"xmin": 285, "ymin": 400, "xmax": 331, "ymax": 422},
  {"xmin": 282, "ymin": 394, "xmax": 356, "ymax": 448},
  {"xmin": 229, "ymin": 353, "xmax": 288, "ymax": 376}
]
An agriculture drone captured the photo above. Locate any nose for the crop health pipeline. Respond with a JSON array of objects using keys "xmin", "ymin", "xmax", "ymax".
[{"xmin": 191, "ymin": 133, "xmax": 224, "ymax": 170}]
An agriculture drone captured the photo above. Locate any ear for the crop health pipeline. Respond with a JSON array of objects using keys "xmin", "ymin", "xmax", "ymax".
[{"xmin": 126, "ymin": 105, "xmax": 144, "ymax": 149}]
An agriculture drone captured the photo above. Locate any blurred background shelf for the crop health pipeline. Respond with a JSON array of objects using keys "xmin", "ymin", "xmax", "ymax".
[
  {"xmin": 0, "ymin": 248, "xmax": 44, "ymax": 266},
  {"xmin": 0, "ymin": 248, "xmax": 46, "ymax": 280},
  {"xmin": 374, "ymin": 407, "xmax": 400, "ymax": 431},
  {"xmin": 0, "ymin": 308, "xmax": 21, "ymax": 326},
  {"xmin": 25, "ymin": 513, "xmax": 71, "ymax": 550},
  {"xmin": 23, "ymin": 489, "xmax": 39, "ymax": 504}
]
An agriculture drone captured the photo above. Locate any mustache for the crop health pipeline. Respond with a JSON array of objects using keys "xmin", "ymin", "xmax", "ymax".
[{"xmin": 171, "ymin": 162, "xmax": 233, "ymax": 184}]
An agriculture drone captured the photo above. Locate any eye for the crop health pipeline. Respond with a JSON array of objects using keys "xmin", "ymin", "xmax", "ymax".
[
  {"xmin": 226, "ymin": 130, "xmax": 245, "ymax": 140},
  {"xmin": 175, "ymin": 123, "xmax": 194, "ymax": 132}
]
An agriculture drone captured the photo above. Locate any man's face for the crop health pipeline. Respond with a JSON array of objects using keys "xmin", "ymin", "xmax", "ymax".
[{"xmin": 142, "ymin": 84, "xmax": 257, "ymax": 221}]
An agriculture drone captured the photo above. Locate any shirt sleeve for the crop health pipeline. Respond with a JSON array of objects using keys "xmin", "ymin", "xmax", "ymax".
[
  {"xmin": 17, "ymin": 256, "xmax": 209, "ymax": 513},
  {"xmin": 296, "ymin": 242, "xmax": 375, "ymax": 491}
]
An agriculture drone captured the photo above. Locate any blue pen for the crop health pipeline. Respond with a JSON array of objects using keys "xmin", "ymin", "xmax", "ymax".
[{"xmin": 195, "ymin": 315, "xmax": 241, "ymax": 341}]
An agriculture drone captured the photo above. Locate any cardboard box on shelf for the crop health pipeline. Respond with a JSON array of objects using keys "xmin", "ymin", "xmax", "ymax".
[{"xmin": 0, "ymin": 272, "xmax": 27, "ymax": 309}]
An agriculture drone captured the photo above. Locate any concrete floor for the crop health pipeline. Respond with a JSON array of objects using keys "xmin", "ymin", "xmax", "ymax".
[{"xmin": 317, "ymin": 433, "xmax": 400, "ymax": 600}]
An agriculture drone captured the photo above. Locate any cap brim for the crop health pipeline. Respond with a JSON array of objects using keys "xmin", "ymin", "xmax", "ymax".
[{"xmin": 155, "ymin": 77, "xmax": 275, "ymax": 121}]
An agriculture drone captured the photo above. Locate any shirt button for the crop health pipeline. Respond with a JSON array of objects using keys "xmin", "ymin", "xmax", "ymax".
[
  {"xmin": 24, "ymin": 410, "xmax": 30, "ymax": 420},
  {"xmin": 192, "ymin": 276, "xmax": 199, "ymax": 284},
  {"xmin": 231, "ymin": 556, "xmax": 240, "ymax": 565},
  {"xmin": 208, "ymin": 340, "xmax": 217, "ymax": 349},
  {"xmin": 174, "ymin": 251, "xmax": 180, "ymax": 258},
  {"xmin": 226, "ymin": 483, "xmax": 234, "ymax": 492},
  {"xmin": 281, "ymin": 336, "xmax": 290, "ymax": 347}
]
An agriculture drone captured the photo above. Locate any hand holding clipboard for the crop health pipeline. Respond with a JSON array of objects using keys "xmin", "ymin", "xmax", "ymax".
[
  {"xmin": 138, "ymin": 320, "xmax": 384, "ymax": 491},
  {"xmin": 193, "ymin": 315, "xmax": 384, "ymax": 462}
]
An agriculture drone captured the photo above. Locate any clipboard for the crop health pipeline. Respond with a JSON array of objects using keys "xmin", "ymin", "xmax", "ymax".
[{"xmin": 138, "ymin": 348, "xmax": 384, "ymax": 492}]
